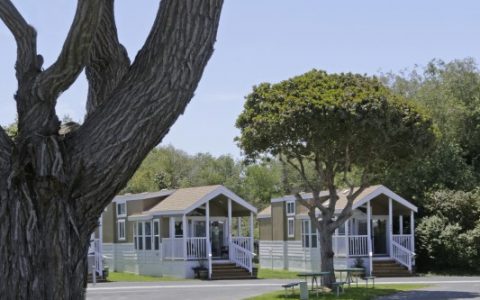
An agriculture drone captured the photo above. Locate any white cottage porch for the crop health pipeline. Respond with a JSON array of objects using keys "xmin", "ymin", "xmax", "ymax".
[
  {"xmin": 129, "ymin": 186, "xmax": 257, "ymax": 279},
  {"xmin": 329, "ymin": 187, "xmax": 417, "ymax": 274}
]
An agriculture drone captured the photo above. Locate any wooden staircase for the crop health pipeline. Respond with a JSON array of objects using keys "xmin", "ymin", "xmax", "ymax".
[
  {"xmin": 210, "ymin": 263, "xmax": 258, "ymax": 280},
  {"xmin": 372, "ymin": 260, "xmax": 412, "ymax": 277}
]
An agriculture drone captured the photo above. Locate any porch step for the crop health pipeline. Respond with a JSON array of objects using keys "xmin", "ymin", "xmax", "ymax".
[
  {"xmin": 210, "ymin": 263, "xmax": 257, "ymax": 280},
  {"xmin": 372, "ymin": 260, "xmax": 412, "ymax": 277}
]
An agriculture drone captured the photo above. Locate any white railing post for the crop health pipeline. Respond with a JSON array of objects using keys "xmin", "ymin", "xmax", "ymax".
[
  {"xmin": 388, "ymin": 198, "xmax": 393, "ymax": 257},
  {"xmin": 98, "ymin": 215, "xmax": 103, "ymax": 277},
  {"xmin": 206, "ymin": 201, "xmax": 211, "ymax": 279},
  {"xmin": 345, "ymin": 219, "xmax": 350, "ymax": 258},
  {"xmin": 410, "ymin": 211, "xmax": 415, "ymax": 253},
  {"xmin": 170, "ymin": 217, "xmax": 175, "ymax": 261},
  {"xmin": 249, "ymin": 212, "xmax": 254, "ymax": 274},
  {"xmin": 182, "ymin": 214, "xmax": 187, "ymax": 260},
  {"xmin": 228, "ymin": 198, "xmax": 232, "ymax": 260},
  {"xmin": 367, "ymin": 201, "xmax": 372, "ymax": 275}
]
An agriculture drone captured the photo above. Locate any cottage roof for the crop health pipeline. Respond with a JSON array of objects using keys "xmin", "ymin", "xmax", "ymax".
[
  {"xmin": 257, "ymin": 205, "xmax": 271, "ymax": 219},
  {"xmin": 266, "ymin": 184, "xmax": 416, "ymax": 219},
  {"xmin": 127, "ymin": 185, "xmax": 257, "ymax": 220}
]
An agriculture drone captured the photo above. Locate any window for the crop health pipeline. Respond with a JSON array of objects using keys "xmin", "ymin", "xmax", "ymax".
[
  {"xmin": 287, "ymin": 217, "xmax": 295, "ymax": 238},
  {"xmin": 116, "ymin": 201, "xmax": 127, "ymax": 217},
  {"xmin": 117, "ymin": 219, "xmax": 126, "ymax": 241},
  {"xmin": 153, "ymin": 220, "xmax": 160, "ymax": 250},
  {"xmin": 133, "ymin": 221, "xmax": 159, "ymax": 251},
  {"xmin": 137, "ymin": 221, "xmax": 144, "ymax": 250},
  {"xmin": 286, "ymin": 201, "xmax": 295, "ymax": 216},
  {"xmin": 301, "ymin": 219, "xmax": 318, "ymax": 248}
]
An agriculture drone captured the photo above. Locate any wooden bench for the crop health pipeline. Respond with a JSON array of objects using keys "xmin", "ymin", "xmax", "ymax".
[
  {"xmin": 362, "ymin": 276, "xmax": 376, "ymax": 288},
  {"xmin": 331, "ymin": 281, "xmax": 346, "ymax": 296},
  {"xmin": 281, "ymin": 282, "xmax": 301, "ymax": 298}
]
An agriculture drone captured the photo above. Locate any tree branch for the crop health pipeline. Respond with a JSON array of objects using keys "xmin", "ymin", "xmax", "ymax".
[
  {"xmin": 0, "ymin": 0, "xmax": 38, "ymax": 79},
  {"xmin": 70, "ymin": 0, "xmax": 224, "ymax": 217},
  {"xmin": 35, "ymin": 0, "xmax": 103, "ymax": 102},
  {"xmin": 85, "ymin": 0, "xmax": 130, "ymax": 116}
]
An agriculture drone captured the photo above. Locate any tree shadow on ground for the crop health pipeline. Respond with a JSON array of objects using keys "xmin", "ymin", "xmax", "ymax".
[{"xmin": 377, "ymin": 290, "xmax": 480, "ymax": 300}]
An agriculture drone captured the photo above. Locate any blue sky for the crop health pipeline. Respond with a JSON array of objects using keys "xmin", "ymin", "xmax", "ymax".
[{"xmin": 1, "ymin": 1, "xmax": 479, "ymax": 157}]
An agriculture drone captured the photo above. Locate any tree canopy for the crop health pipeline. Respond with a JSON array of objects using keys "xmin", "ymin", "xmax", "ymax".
[
  {"xmin": 236, "ymin": 70, "xmax": 436, "ymax": 189},
  {"xmin": 236, "ymin": 69, "xmax": 436, "ymax": 285}
]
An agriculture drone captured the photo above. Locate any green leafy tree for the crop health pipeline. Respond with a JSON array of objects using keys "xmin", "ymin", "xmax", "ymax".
[
  {"xmin": 416, "ymin": 189, "xmax": 480, "ymax": 272},
  {"xmin": 236, "ymin": 70, "xmax": 436, "ymax": 285}
]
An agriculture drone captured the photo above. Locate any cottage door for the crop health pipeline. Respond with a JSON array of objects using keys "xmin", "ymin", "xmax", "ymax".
[{"xmin": 372, "ymin": 219, "xmax": 387, "ymax": 255}]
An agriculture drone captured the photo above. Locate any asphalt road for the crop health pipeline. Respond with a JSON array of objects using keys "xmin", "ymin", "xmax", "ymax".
[{"xmin": 86, "ymin": 276, "xmax": 480, "ymax": 300}]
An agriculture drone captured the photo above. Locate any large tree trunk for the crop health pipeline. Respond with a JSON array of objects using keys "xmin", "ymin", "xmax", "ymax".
[
  {"xmin": 0, "ymin": 184, "xmax": 92, "ymax": 299},
  {"xmin": 0, "ymin": 0, "xmax": 223, "ymax": 299}
]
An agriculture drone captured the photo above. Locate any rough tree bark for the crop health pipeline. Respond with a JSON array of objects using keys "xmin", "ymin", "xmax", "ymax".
[{"xmin": 0, "ymin": 0, "xmax": 223, "ymax": 299}]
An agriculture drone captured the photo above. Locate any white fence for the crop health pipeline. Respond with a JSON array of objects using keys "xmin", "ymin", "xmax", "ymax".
[
  {"xmin": 186, "ymin": 237, "xmax": 207, "ymax": 259},
  {"xmin": 162, "ymin": 238, "xmax": 184, "ymax": 259},
  {"xmin": 391, "ymin": 240, "xmax": 414, "ymax": 271},
  {"xmin": 333, "ymin": 235, "xmax": 368, "ymax": 257},
  {"xmin": 232, "ymin": 237, "xmax": 251, "ymax": 250},
  {"xmin": 392, "ymin": 234, "xmax": 413, "ymax": 251},
  {"xmin": 230, "ymin": 242, "xmax": 253, "ymax": 273},
  {"xmin": 348, "ymin": 235, "xmax": 368, "ymax": 256}
]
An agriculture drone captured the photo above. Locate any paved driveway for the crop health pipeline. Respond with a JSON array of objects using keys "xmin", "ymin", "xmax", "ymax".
[
  {"xmin": 87, "ymin": 279, "xmax": 293, "ymax": 300},
  {"xmin": 376, "ymin": 276, "xmax": 480, "ymax": 300},
  {"xmin": 86, "ymin": 276, "xmax": 480, "ymax": 300}
]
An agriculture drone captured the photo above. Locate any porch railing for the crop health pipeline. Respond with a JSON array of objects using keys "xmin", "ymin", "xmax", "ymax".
[
  {"xmin": 186, "ymin": 237, "xmax": 207, "ymax": 259},
  {"xmin": 391, "ymin": 240, "xmax": 414, "ymax": 271},
  {"xmin": 88, "ymin": 238, "xmax": 103, "ymax": 277},
  {"xmin": 207, "ymin": 241, "xmax": 212, "ymax": 279},
  {"xmin": 231, "ymin": 237, "xmax": 251, "ymax": 250},
  {"xmin": 392, "ymin": 234, "xmax": 413, "ymax": 251},
  {"xmin": 333, "ymin": 236, "xmax": 347, "ymax": 256},
  {"xmin": 348, "ymin": 235, "xmax": 369, "ymax": 256},
  {"xmin": 162, "ymin": 238, "xmax": 184, "ymax": 259},
  {"xmin": 230, "ymin": 242, "xmax": 254, "ymax": 274}
]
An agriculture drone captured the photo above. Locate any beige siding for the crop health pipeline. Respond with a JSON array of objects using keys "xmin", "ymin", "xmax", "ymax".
[
  {"xmin": 259, "ymin": 218, "xmax": 272, "ymax": 241},
  {"xmin": 102, "ymin": 202, "xmax": 115, "ymax": 243},
  {"xmin": 161, "ymin": 217, "xmax": 169, "ymax": 238},
  {"xmin": 271, "ymin": 202, "xmax": 285, "ymax": 241}
]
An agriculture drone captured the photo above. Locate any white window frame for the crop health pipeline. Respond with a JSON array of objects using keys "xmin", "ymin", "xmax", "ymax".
[
  {"xmin": 287, "ymin": 217, "xmax": 295, "ymax": 238},
  {"xmin": 286, "ymin": 201, "xmax": 295, "ymax": 216},
  {"xmin": 117, "ymin": 219, "xmax": 126, "ymax": 241},
  {"xmin": 153, "ymin": 220, "xmax": 160, "ymax": 251},
  {"xmin": 116, "ymin": 201, "xmax": 127, "ymax": 218},
  {"xmin": 301, "ymin": 219, "xmax": 318, "ymax": 248}
]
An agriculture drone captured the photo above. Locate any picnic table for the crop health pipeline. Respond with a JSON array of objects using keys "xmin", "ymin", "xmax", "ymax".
[
  {"xmin": 297, "ymin": 271, "xmax": 331, "ymax": 297},
  {"xmin": 334, "ymin": 268, "xmax": 364, "ymax": 287}
]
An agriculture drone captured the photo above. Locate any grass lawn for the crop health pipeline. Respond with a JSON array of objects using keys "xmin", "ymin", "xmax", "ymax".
[
  {"xmin": 257, "ymin": 268, "xmax": 301, "ymax": 279},
  {"xmin": 107, "ymin": 272, "xmax": 187, "ymax": 282},
  {"xmin": 245, "ymin": 284, "xmax": 428, "ymax": 300}
]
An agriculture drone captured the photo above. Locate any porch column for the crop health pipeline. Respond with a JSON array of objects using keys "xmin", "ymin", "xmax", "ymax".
[
  {"xmin": 345, "ymin": 218, "xmax": 350, "ymax": 258},
  {"xmin": 399, "ymin": 215, "xmax": 403, "ymax": 235},
  {"xmin": 182, "ymin": 214, "xmax": 187, "ymax": 260},
  {"xmin": 410, "ymin": 210, "xmax": 415, "ymax": 253},
  {"xmin": 367, "ymin": 201, "xmax": 372, "ymax": 276},
  {"xmin": 169, "ymin": 217, "xmax": 175, "ymax": 261},
  {"xmin": 228, "ymin": 198, "xmax": 232, "ymax": 259},
  {"xmin": 249, "ymin": 212, "xmax": 254, "ymax": 253},
  {"xmin": 237, "ymin": 217, "xmax": 242, "ymax": 237},
  {"xmin": 206, "ymin": 201, "xmax": 211, "ymax": 279},
  {"xmin": 388, "ymin": 198, "xmax": 393, "ymax": 256}
]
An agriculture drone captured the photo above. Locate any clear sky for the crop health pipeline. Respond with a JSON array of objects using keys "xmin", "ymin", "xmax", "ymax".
[{"xmin": 1, "ymin": 1, "xmax": 479, "ymax": 157}]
